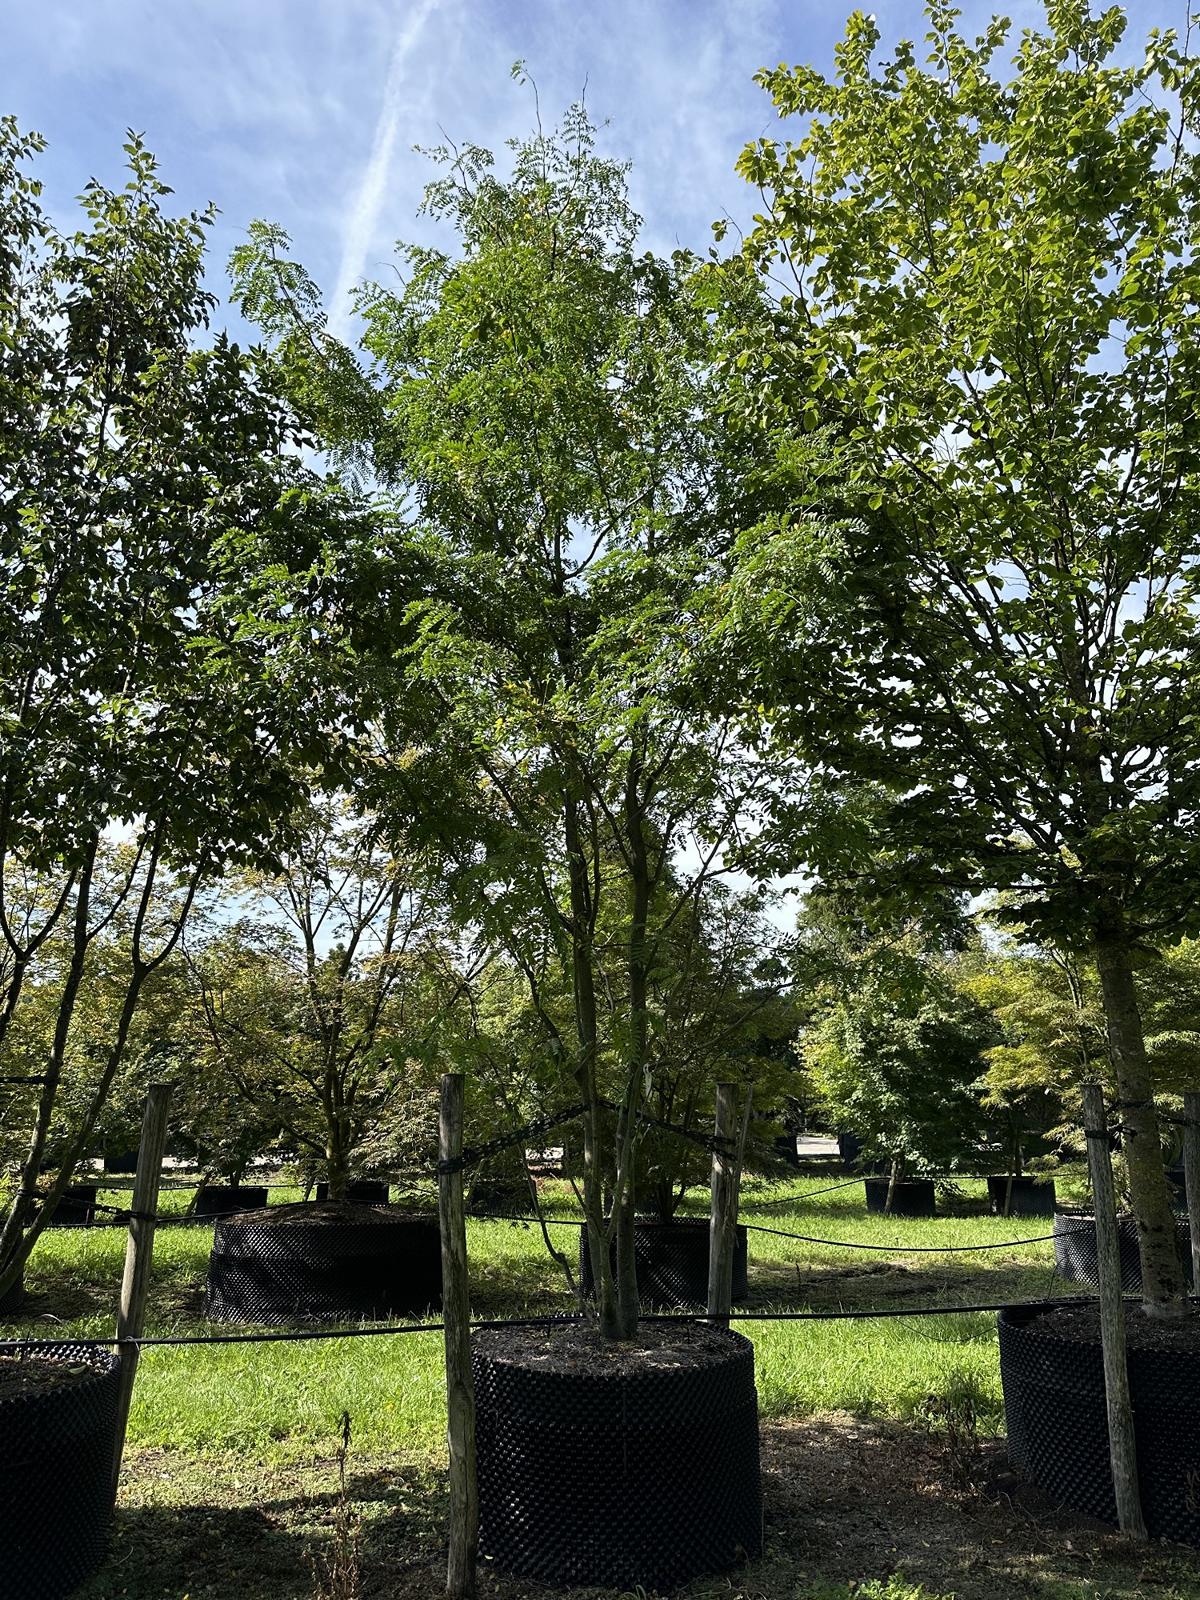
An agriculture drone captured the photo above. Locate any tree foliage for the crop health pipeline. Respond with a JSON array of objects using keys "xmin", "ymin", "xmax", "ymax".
[
  {"xmin": 725, "ymin": 0, "xmax": 1200, "ymax": 1312},
  {"xmin": 0, "ymin": 125, "xmax": 356, "ymax": 1295}
]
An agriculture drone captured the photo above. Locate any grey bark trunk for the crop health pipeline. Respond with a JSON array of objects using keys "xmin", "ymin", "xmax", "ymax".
[{"xmin": 1092, "ymin": 927, "xmax": 1187, "ymax": 1317}]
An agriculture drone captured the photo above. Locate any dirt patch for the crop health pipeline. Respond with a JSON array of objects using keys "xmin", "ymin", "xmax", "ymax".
[{"xmin": 79, "ymin": 1416, "xmax": 1200, "ymax": 1600}]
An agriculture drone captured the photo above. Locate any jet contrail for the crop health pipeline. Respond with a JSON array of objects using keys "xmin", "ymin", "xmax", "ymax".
[{"xmin": 330, "ymin": 0, "xmax": 441, "ymax": 339}]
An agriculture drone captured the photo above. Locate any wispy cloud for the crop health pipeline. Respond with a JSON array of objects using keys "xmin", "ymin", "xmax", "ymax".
[{"xmin": 329, "ymin": 0, "xmax": 443, "ymax": 337}]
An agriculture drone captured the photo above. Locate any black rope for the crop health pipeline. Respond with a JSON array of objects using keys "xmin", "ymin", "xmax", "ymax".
[
  {"xmin": 0, "ymin": 1294, "xmax": 1120, "ymax": 1355},
  {"xmin": 437, "ymin": 1102, "xmax": 589, "ymax": 1175},
  {"xmin": 741, "ymin": 1220, "xmax": 1090, "ymax": 1253}
]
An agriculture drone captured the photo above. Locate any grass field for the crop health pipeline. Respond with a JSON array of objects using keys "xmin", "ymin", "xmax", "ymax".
[{"xmin": 4, "ymin": 1168, "xmax": 1198, "ymax": 1600}]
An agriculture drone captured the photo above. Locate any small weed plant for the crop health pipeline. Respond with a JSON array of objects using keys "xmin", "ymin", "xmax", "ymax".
[{"xmin": 310, "ymin": 1412, "xmax": 361, "ymax": 1600}]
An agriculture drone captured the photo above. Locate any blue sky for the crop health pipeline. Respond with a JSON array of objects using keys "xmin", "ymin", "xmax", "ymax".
[{"xmin": 3, "ymin": 0, "xmax": 1189, "ymax": 336}]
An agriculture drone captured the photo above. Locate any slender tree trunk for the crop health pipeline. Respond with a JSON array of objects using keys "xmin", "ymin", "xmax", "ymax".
[
  {"xmin": 1092, "ymin": 920, "xmax": 1187, "ymax": 1318},
  {"xmin": 609, "ymin": 768, "xmax": 650, "ymax": 1339},
  {"xmin": 564, "ymin": 795, "xmax": 618, "ymax": 1336}
]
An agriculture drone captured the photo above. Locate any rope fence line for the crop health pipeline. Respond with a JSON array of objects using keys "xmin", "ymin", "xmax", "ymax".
[
  {"xmin": 40, "ymin": 1206, "xmax": 1089, "ymax": 1256},
  {"xmin": 0, "ymin": 1293, "xmax": 1109, "ymax": 1355},
  {"xmin": 739, "ymin": 1220, "xmax": 1090, "ymax": 1253}
]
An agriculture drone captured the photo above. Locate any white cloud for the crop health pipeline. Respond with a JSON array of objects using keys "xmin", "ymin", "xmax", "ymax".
[{"xmin": 329, "ymin": 0, "xmax": 444, "ymax": 338}]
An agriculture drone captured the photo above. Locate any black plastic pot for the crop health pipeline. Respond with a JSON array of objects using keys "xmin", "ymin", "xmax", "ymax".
[
  {"xmin": 314, "ymin": 1179, "xmax": 391, "ymax": 1205},
  {"xmin": 863, "ymin": 1177, "xmax": 936, "ymax": 1217},
  {"xmin": 837, "ymin": 1129, "xmax": 863, "ymax": 1170},
  {"xmin": 1052, "ymin": 1209, "xmax": 1194, "ymax": 1292},
  {"xmin": 577, "ymin": 1217, "xmax": 749, "ymax": 1308},
  {"xmin": 203, "ymin": 1203, "xmax": 441, "ymax": 1324},
  {"xmin": 999, "ymin": 1304, "xmax": 1200, "ymax": 1544},
  {"xmin": 46, "ymin": 1184, "xmax": 97, "ymax": 1227},
  {"xmin": 986, "ymin": 1176, "xmax": 1056, "ymax": 1218},
  {"xmin": 474, "ymin": 1324, "xmax": 762, "ymax": 1589},
  {"xmin": 773, "ymin": 1132, "xmax": 801, "ymax": 1167},
  {"xmin": 0, "ymin": 1342, "xmax": 122, "ymax": 1598},
  {"xmin": 193, "ymin": 1185, "xmax": 270, "ymax": 1220}
]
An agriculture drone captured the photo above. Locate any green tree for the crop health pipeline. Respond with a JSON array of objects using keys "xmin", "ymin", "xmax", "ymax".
[
  {"xmin": 726, "ymin": 1, "xmax": 1200, "ymax": 1314},
  {"xmin": 232, "ymin": 98, "xmax": 776, "ymax": 1337},
  {"xmin": 0, "ymin": 125, "xmax": 353, "ymax": 1298},
  {"xmin": 961, "ymin": 942, "xmax": 1101, "ymax": 1172},
  {"xmin": 799, "ymin": 897, "xmax": 992, "ymax": 1198},
  {"xmin": 186, "ymin": 801, "xmax": 465, "ymax": 1197}
]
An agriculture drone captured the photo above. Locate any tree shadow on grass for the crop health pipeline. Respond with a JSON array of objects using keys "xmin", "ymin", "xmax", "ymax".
[
  {"xmin": 75, "ymin": 1419, "xmax": 1199, "ymax": 1600},
  {"xmin": 78, "ymin": 1457, "xmax": 447, "ymax": 1600}
]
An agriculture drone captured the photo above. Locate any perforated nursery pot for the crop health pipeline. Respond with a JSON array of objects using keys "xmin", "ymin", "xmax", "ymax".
[
  {"xmin": 314, "ymin": 1179, "xmax": 391, "ymax": 1205},
  {"xmin": 863, "ymin": 1177, "xmax": 936, "ymax": 1217},
  {"xmin": 47, "ymin": 1184, "xmax": 97, "ymax": 1227},
  {"xmin": 577, "ymin": 1215, "xmax": 748, "ymax": 1307},
  {"xmin": 1052, "ymin": 1209, "xmax": 1194, "ymax": 1292},
  {"xmin": 0, "ymin": 1342, "xmax": 122, "ymax": 1599},
  {"xmin": 203, "ymin": 1202, "xmax": 440, "ymax": 1323},
  {"xmin": 194, "ymin": 1184, "xmax": 270, "ymax": 1219},
  {"xmin": 986, "ymin": 1175, "xmax": 1056, "ymax": 1217},
  {"xmin": 999, "ymin": 1304, "xmax": 1200, "ymax": 1545},
  {"xmin": 473, "ymin": 1321, "xmax": 763, "ymax": 1590}
]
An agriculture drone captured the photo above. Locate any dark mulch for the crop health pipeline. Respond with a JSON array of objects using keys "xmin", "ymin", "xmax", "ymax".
[
  {"xmin": 1035, "ymin": 1301, "xmax": 1200, "ymax": 1353},
  {"xmin": 223, "ymin": 1203, "xmax": 400, "ymax": 1228},
  {"xmin": 473, "ymin": 1318, "xmax": 737, "ymax": 1375},
  {"xmin": 0, "ymin": 1352, "xmax": 97, "ymax": 1401}
]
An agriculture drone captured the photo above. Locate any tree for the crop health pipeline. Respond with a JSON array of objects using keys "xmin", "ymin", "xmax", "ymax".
[
  {"xmin": 798, "ymin": 894, "xmax": 992, "ymax": 1196},
  {"xmin": 186, "ymin": 801, "xmax": 465, "ymax": 1197},
  {"xmin": 726, "ymin": 0, "xmax": 1200, "ymax": 1315},
  {"xmin": 960, "ymin": 940, "xmax": 1101, "ymax": 1173},
  {"xmin": 0, "ymin": 124, "xmax": 355, "ymax": 1298},
  {"xmin": 232, "ymin": 97, "xmax": 778, "ymax": 1337}
]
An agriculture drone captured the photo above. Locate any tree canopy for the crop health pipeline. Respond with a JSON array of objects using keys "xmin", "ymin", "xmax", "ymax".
[{"xmin": 724, "ymin": 0, "xmax": 1200, "ymax": 1313}]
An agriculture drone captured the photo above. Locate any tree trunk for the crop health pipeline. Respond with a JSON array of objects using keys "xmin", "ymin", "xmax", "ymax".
[
  {"xmin": 609, "ymin": 762, "xmax": 651, "ymax": 1339},
  {"xmin": 1092, "ymin": 925, "xmax": 1187, "ymax": 1318},
  {"xmin": 564, "ymin": 795, "xmax": 619, "ymax": 1337},
  {"xmin": 885, "ymin": 1158, "xmax": 899, "ymax": 1215}
]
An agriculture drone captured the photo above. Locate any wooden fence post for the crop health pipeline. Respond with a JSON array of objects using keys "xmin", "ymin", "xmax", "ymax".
[
  {"xmin": 1183, "ymin": 1091, "xmax": 1200, "ymax": 1295},
  {"xmin": 438, "ymin": 1073, "xmax": 478, "ymax": 1599},
  {"xmin": 1081, "ymin": 1081, "xmax": 1146, "ymax": 1539},
  {"xmin": 708, "ymin": 1083, "xmax": 751, "ymax": 1324},
  {"xmin": 112, "ymin": 1081, "xmax": 172, "ymax": 1495}
]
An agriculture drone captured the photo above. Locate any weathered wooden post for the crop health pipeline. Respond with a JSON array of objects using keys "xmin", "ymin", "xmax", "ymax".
[
  {"xmin": 1183, "ymin": 1091, "xmax": 1200, "ymax": 1294},
  {"xmin": 1081, "ymin": 1081, "xmax": 1146, "ymax": 1539},
  {"xmin": 708, "ymin": 1083, "xmax": 751, "ymax": 1324},
  {"xmin": 112, "ymin": 1080, "xmax": 172, "ymax": 1494},
  {"xmin": 438, "ymin": 1072, "xmax": 478, "ymax": 1599}
]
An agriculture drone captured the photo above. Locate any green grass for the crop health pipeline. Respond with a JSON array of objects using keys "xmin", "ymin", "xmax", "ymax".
[{"xmin": 2, "ymin": 1170, "xmax": 1090, "ymax": 1458}]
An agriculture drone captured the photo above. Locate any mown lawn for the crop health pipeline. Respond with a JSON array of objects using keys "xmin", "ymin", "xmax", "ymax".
[{"xmin": 5, "ymin": 1169, "xmax": 1197, "ymax": 1599}]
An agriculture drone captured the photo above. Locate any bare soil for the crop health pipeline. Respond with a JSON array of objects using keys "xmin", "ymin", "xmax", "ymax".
[
  {"xmin": 0, "ymin": 1351, "xmax": 103, "ymax": 1401},
  {"xmin": 77, "ymin": 1415, "xmax": 1200, "ymax": 1600},
  {"xmin": 222, "ymin": 1202, "xmax": 405, "ymax": 1228},
  {"xmin": 473, "ymin": 1318, "xmax": 740, "ymax": 1376},
  {"xmin": 1031, "ymin": 1301, "xmax": 1200, "ymax": 1354}
]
